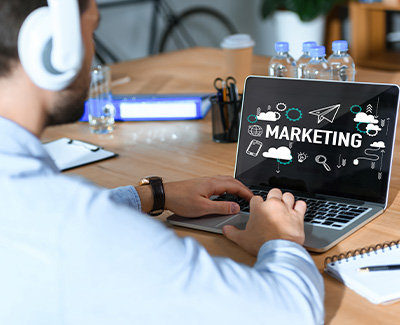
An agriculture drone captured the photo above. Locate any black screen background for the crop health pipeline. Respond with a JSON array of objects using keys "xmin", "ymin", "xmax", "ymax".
[{"xmin": 235, "ymin": 77, "xmax": 399, "ymax": 204}]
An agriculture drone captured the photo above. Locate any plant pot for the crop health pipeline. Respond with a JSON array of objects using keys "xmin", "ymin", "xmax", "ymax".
[{"xmin": 272, "ymin": 10, "xmax": 326, "ymax": 60}]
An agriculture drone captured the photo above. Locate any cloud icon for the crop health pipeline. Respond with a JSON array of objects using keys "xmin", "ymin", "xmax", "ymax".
[
  {"xmin": 258, "ymin": 111, "xmax": 281, "ymax": 122},
  {"xmin": 371, "ymin": 141, "xmax": 385, "ymax": 148},
  {"xmin": 262, "ymin": 146, "xmax": 292, "ymax": 160},
  {"xmin": 366, "ymin": 124, "xmax": 381, "ymax": 131},
  {"xmin": 354, "ymin": 112, "xmax": 378, "ymax": 124}
]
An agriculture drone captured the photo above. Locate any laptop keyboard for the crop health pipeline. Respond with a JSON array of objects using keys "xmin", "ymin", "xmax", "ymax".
[{"xmin": 214, "ymin": 189, "xmax": 370, "ymax": 230}]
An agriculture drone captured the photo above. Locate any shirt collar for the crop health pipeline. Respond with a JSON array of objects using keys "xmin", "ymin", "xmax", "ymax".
[{"xmin": 0, "ymin": 116, "xmax": 59, "ymax": 174}]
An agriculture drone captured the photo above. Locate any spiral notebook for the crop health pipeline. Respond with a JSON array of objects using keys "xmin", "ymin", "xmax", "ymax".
[{"xmin": 324, "ymin": 240, "xmax": 400, "ymax": 304}]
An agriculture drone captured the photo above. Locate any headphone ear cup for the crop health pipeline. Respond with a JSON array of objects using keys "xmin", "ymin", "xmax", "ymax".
[{"xmin": 18, "ymin": 7, "xmax": 81, "ymax": 91}]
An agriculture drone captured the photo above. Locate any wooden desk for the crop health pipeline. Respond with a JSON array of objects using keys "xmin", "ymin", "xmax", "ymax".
[{"xmin": 42, "ymin": 48, "xmax": 400, "ymax": 324}]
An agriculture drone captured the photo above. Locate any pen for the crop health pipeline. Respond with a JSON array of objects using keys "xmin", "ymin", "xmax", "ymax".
[
  {"xmin": 222, "ymin": 81, "xmax": 230, "ymax": 130},
  {"xmin": 357, "ymin": 264, "xmax": 400, "ymax": 272}
]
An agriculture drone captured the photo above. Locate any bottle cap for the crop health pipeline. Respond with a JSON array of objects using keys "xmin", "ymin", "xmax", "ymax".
[
  {"xmin": 275, "ymin": 42, "xmax": 289, "ymax": 52},
  {"xmin": 302, "ymin": 41, "xmax": 317, "ymax": 52},
  {"xmin": 310, "ymin": 46, "xmax": 326, "ymax": 57},
  {"xmin": 220, "ymin": 34, "xmax": 255, "ymax": 49},
  {"xmin": 332, "ymin": 40, "xmax": 348, "ymax": 52}
]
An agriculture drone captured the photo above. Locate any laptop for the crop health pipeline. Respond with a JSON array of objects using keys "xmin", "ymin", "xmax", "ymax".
[{"xmin": 167, "ymin": 76, "xmax": 400, "ymax": 252}]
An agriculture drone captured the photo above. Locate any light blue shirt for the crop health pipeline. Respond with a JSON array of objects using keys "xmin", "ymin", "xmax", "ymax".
[{"xmin": 0, "ymin": 117, "xmax": 324, "ymax": 324}]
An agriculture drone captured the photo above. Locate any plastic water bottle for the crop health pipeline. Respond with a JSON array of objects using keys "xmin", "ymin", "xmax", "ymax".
[
  {"xmin": 297, "ymin": 41, "xmax": 317, "ymax": 79},
  {"xmin": 304, "ymin": 46, "xmax": 331, "ymax": 80},
  {"xmin": 327, "ymin": 40, "xmax": 356, "ymax": 82},
  {"xmin": 268, "ymin": 42, "xmax": 296, "ymax": 78}
]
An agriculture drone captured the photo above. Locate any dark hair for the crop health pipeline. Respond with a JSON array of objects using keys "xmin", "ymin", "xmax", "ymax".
[{"xmin": 0, "ymin": 0, "xmax": 89, "ymax": 78}]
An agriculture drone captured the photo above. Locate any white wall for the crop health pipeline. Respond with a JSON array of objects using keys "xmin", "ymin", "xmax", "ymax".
[{"xmin": 95, "ymin": 0, "xmax": 276, "ymax": 62}]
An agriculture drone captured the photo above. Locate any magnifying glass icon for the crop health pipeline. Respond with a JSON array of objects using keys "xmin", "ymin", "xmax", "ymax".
[{"xmin": 315, "ymin": 155, "xmax": 331, "ymax": 171}]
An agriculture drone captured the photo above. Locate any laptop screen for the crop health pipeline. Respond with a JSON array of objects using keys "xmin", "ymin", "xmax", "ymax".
[{"xmin": 235, "ymin": 77, "xmax": 399, "ymax": 205}]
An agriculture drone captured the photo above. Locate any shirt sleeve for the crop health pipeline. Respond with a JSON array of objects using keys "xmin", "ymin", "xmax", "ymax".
[
  {"xmin": 61, "ymin": 189, "xmax": 324, "ymax": 325},
  {"xmin": 108, "ymin": 185, "xmax": 141, "ymax": 211}
]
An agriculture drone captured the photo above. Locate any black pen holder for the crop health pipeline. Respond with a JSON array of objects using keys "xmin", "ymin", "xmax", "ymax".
[{"xmin": 210, "ymin": 95, "xmax": 242, "ymax": 143}]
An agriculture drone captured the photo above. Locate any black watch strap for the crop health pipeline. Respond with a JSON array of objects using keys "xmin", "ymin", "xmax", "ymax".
[{"xmin": 139, "ymin": 176, "xmax": 165, "ymax": 216}]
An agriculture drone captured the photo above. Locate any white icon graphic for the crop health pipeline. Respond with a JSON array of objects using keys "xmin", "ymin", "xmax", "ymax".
[
  {"xmin": 258, "ymin": 111, "xmax": 281, "ymax": 122},
  {"xmin": 267, "ymin": 105, "xmax": 271, "ymax": 110},
  {"xmin": 309, "ymin": 104, "xmax": 340, "ymax": 124},
  {"xmin": 370, "ymin": 141, "xmax": 385, "ymax": 149},
  {"xmin": 257, "ymin": 107, "xmax": 261, "ymax": 116},
  {"xmin": 386, "ymin": 118, "xmax": 390, "ymax": 135},
  {"xmin": 366, "ymin": 124, "xmax": 382, "ymax": 137},
  {"xmin": 378, "ymin": 150, "xmax": 385, "ymax": 180},
  {"xmin": 276, "ymin": 102, "xmax": 287, "ymax": 111},
  {"xmin": 297, "ymin": 152, "xmax": 308, "ymax": 163},
  {"xmin": 353, "ymin": 143, "xmax": 385, "ymax": 166},
  {"xmin": 366, "ymin": 104, "xmax": 373, "ymax": 114},
  {"xmin": 315, "ymin": 155, "xmax": 331, "ymax": 171},
  {"xmin": 337, "ymin": 154, "xmax": 342, "ymax": 168},
  {"xmin": 381, "ymin": 119, "xmax": 385, "ymax": 127},
  {"xmin": 289, "ymin": 141, "xmax": 293, "ymax": 149},
  {"xmin": 276, "ymin": 161, "xmax": 280, "ymax": 174},
  {"xmin": 262, "ymin": 146, "xmax": 292, "ymax": 160},
  {"xmin": 375, "ymin": 97, "xmax": 380, "ymax": 118},
  {"xmin": 248, "ymin": 124, "xmax": 263, "ymax": 137},
  {"xmin": 354, "ymin": 112, "xmax": 379, "ymax": 124},
  {"xmin": 246, "ymin": 139, "xmax": 263, "ymax": 157},
  {"xmin": 342, "ymin": 159, "xmax": 346, "ymax": 166}
]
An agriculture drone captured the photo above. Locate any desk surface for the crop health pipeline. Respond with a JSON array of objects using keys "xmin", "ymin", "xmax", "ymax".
[{"xmin": 42, "ymin": 48, "xmax": 400, "ymax": 324}]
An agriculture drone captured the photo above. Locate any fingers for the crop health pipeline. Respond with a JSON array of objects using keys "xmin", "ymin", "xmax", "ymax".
[
  {"xmin": 267, "ymin": 188, "xmax": 282, "ymax": 200},
  {"xmin": 210, "ymin": 176, "xmax": 254, "ymax": 200},
  {"xmin": 282, "ymin": 192, "xmax": 295, "ymax": 208},
  {"xmin": 201, "ymin": 199, "xmax": 241, "ymax": 215},
  {"xmin": 222, "ymin": 225, "xmax": 242, "ymax": 246},
  {"xmin": 294, "ymin": 200, "xmax": 307, "ymax": 216}
]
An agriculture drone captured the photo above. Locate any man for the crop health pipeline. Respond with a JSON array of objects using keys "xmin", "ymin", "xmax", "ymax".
[{"xmin": 0, "ymin": 0, "xmax": 324, "ymax": 324}]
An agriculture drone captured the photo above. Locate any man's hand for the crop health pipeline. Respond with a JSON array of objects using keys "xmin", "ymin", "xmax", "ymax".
[
  {"xmin": 222, "ymin": 188, "xmax": 306, "ymax": 256},
  {"xmin": 163, "ymin": 176, "xmax": 253, "ymax": 217}
]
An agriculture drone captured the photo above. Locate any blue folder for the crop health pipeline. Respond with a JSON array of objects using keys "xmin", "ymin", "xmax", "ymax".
[{"xmin": 80, "ymin": 93, "xmax": 212, "ymax": 122}]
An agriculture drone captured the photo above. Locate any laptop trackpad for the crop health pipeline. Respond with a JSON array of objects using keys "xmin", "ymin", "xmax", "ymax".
[{"xmin": 167, "ymin": 213, "xmax": 249, "ymax": 232}]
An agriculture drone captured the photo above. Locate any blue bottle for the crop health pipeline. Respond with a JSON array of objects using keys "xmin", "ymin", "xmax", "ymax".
[
  {"xmin": 304, "ymin": 46, "xmax": 332, "ymax": 80},
  {"xmin": 268, "ymin": 42, "xmax": 297, "ymax": 78},
  {"xmin": 297, "ymin": 41, "xmax": 317, "ymax": 79},
  {"xmin": 327, "ymin": 40, "xmax": 356, "ymax": 82}
]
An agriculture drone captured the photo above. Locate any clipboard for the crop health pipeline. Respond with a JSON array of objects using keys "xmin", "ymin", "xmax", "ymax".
[{"xmin": 43, "ymin": 137, "xmax": 117, "ymax": 171}]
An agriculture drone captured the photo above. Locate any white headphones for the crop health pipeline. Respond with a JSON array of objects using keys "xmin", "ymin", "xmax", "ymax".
[{"xmin": 18, "ymin": 0, "xmax": 84, "ymax": 91}]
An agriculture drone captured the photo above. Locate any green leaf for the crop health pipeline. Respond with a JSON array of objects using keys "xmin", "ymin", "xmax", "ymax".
[
  {"xmin": 261, "ymin": 0, "xmax": 282, "ymax": 19},
  {"xmin": 261, "ymin": 0, "xmax": 346, "ymax": 22}
]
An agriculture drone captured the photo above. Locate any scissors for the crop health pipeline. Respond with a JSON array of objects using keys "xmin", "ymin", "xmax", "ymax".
[{"xmin": 213, "ymin": 76, "xmax": 238, "ymax": 102}]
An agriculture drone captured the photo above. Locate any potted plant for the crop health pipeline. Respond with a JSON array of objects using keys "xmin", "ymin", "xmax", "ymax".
[
  {"xmin": 261, "ymin": 0, "xmax": 345, "ymax": 22},
  {"xmin": 260, "ymin": 0, "xmax": 346, "ymax": 59}
]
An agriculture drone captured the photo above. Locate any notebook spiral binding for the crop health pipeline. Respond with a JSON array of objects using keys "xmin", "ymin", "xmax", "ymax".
[{"xmin": 324, "ymin": 239, "xmax": 400, "ymax": 269}]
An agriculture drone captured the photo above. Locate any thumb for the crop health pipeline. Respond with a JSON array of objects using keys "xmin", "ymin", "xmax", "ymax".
[
  {"xmin": 203, "ymin": 200, "xmax": 241, "ymax": 215},
  {"xmin": 222, "ymin": 225, "xmax": 242, "ymax": 245}
]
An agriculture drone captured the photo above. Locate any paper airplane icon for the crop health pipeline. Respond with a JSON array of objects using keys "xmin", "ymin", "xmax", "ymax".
[{"xmin": 309, "ymin": 104, "xmax": 340, "ymax": 124}]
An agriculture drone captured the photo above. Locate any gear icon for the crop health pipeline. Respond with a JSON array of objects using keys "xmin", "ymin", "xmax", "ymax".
[
  {"xmin": 285, "ymin": 108, "xmax": 303, "ymax": 122},
  {"xmin": 276, "ymin": 102, "xmax": 287, "ymax": 111},
  {"xmin": 350, "ymin": 105, "xmax": 362, "ymax": 114},
  {"xmin": 356, "ymin": 122, "xmax": 367, "ymax": 133},
  {"xmin": 247, "ymin": 114, "xmax": 258, "ymax": 123}
]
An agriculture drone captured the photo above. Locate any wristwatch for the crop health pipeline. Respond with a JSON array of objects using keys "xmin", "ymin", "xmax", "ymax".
[{"xmin": 138, "ymin": 176, "xmax": 165, "ymax": 216}]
